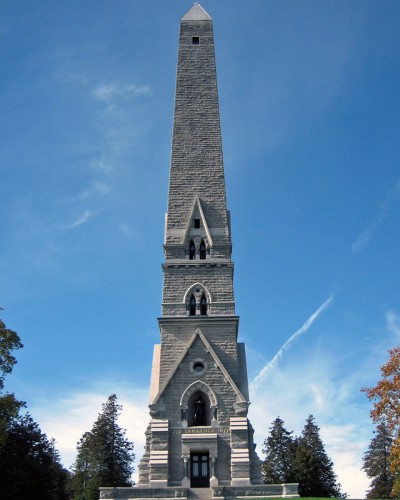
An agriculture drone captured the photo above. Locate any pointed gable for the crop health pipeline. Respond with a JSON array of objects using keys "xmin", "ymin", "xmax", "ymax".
[
  {"xmin": 182, "ymin": 196, "xmax": 214, "ymax": 247},
  {"xmin": 151, "ymin": 328, "xmax": 247, "ymax": 405}
]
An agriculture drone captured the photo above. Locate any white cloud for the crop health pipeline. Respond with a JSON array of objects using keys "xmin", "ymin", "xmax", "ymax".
[
  {"xmin": 249, "ymin": 356, "xmax": 371, "ymax": 498},
  {"xmin": 352, "ymin": 179, "xmax": 400, "ymax": 254},
  {"xmin": 93, "ymin": 83, "xmax": 151, "ymax": 103},
  {"xmin": 31, "ymin": 381, "xmax": 149, "ymax": 481}
]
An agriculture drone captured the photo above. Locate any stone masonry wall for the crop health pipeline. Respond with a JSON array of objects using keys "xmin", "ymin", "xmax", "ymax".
[
  {"xmin": 157, "ymin": 319, "xmax": 240, "ymax": 388},
  {"xmin": 162, "ymin": 264, "xmax": 234, "ymax": 316},
  {"xmin": 166, "ymin": 19, "xmax": 229, "ymax": 245}
]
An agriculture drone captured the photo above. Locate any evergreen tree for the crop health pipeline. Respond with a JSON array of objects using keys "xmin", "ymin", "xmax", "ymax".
[
  {"xmin": 0, "ymin": 412, "xmax": 69, "ymax": 499},
  {"xmin": 294, "ymin": 415, "xmax": 346, "ymax": 498},
  {"xmin": 363, "ymin": 421, "xmax": 394, "ymax": 498},
  {"xmin": 0, "ymin": 318, "xmax": 68, "ymax": 498},
  {"xmin": 262, "ymin": 417, "xmax": 297, "ymax": 483},
  {"xmin": 69, "ymin": 394, "xmax": 135, "ymax": 499}
]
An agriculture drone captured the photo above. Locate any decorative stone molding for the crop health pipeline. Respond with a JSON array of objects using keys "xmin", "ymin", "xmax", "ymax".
[
  {"xmin": 180, "ymin": 380, "xmax": 217, "ymax": 408},
  {"xmin": 183, "ymin": 283, "xmax": 212, "ymax": 305}
]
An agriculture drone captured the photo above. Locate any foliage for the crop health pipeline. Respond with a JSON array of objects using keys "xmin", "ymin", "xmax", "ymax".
[
  {"xmin": 0, "ymin": 319, "xmax": 23, "ymax": 390},
  {"xmin": 0, "ymin": 318, "xmax": 68, "ymax": 498},
  {"xmin": 363, "ymin": 421, "xmax": 395, "ymax": 498},
  {"xmin": 294, "ymin": 415, "xmax": 346, "ymax": 498},
  {"xmin": 262, "ymin": 414, "xmax": 346, "ymax": 497},
  {"xmin": 363, "ymin": 347, "xmax": 400, "ymax": 498},
  {"xmin": 69, "ymin": 394, "xmax": 135, "ymax": 499},
  {"xmin": 0, "ymin": 412, "xmax": 69, "ymax": 499},
  {"xmin": 0, "ymin": 319, "xmax": 25, "ymax": 445},
  {"xmin": 262, "ymin": 417, "xmax": 297, "ymax": 483}
]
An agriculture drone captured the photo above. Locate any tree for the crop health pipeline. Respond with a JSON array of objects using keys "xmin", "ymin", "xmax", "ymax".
[
  {"xmin": 0, "ymin": 319, "xmax": 24, "ymax": 445},
  {"xmin": 294, "ymin": 415, "xmax": 346, "ymax": 498},
  {"xmin": 69, "ymin": 394, "xmax": 135, "ymax": 499},
  {"xmin": 363, "ymin": 347, "xmax": 400, "ymax": 497},
  {"xmin": 0, "ymin": 318, "xmax": 68, "ymax": 498},
  {"xmin": 0, "ymin": 411, "xmax": 69, "ymax": 499},
  {"xmin": 0, "ymin": 319, "xmax": 23, "ymax": 389},
  {"xmin": 363, "ymin": 421, "xmax": 394, "ymax": 498},
  {"xmin": 262, "ymin": 417, "xmax": 297, "ymax": 483}
]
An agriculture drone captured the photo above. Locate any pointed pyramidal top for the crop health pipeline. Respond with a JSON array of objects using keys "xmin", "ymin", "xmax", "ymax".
[{"xmin": 181, "ymin": 3, "xmax": 211, "ymax": 21}]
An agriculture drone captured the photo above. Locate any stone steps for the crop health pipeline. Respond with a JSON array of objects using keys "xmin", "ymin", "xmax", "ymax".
[{"xmin": 189, "ymin": 487, "xmax": 212, "ymax": 500}]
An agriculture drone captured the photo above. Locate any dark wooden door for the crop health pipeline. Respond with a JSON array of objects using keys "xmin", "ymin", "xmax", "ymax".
[{"xmin": 190, "ymin": 452, "xmax": 209, "ymax": 487}]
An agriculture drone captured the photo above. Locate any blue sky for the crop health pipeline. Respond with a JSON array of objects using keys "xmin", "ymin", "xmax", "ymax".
[{"xmin": 1, "ymin": 1, "xmax": 400, "ymax": 496}]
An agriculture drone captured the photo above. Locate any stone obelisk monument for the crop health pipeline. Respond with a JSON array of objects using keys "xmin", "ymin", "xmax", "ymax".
[{"xmin": 100, "ymin": 4, "xmax": 298, "ymax": 499}]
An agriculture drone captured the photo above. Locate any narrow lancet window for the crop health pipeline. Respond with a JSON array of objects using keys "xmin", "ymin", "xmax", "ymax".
[
  {"xmin": 200, "ymin": 294, "xmax": 207, "ymax": 316},
  {"xmin": 189, "ymin": 295, "xmax": 196, "ymax": 316},
  {"xmin": 189, "ymin": 240, "xmax": 196, "ymax": 260},
  {"xmin": 200, "ymin": 240, "xmax": 206, "ymax": 260}
]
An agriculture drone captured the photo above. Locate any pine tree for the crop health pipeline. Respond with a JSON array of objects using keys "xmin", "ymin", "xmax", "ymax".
[
  {"xmin": 262, "ymin": 417, "xmax": 297, "ymax": 483},
  {"xmin": 69, "ymin": 394, "xmax": 135, "ymax": 499},
  {"xmin": 0, "ymin": 412, "xmax": 69, "ymax": 499},
  {"xmin": 294, "ymin": 415, "xmax": 346, "ymax": 498},
  {"xmin": 363, "ymin": 421, "xmax": 394, "ymax": 498}
]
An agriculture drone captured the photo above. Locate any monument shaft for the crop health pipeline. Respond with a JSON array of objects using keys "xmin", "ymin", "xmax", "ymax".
[
  {"xmin": 100, "ymin": 4, "xmax": 299, "ymax": 499},
  {"xmin": 139, "ymin": 4, "xmax": 261, "ymax": 489}
]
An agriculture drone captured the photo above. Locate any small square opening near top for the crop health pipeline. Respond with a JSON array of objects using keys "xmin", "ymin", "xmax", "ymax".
[
  {"xmin": 192, "ymin": 37, "xmax": 200, "ymax": 45},
  {"xmin": 194, "ymin": 218, "xmax": 201, "ymax": 228}
]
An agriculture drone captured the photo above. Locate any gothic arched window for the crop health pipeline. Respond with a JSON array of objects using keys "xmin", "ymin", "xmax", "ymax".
[
  {"xmin": 199, "ymin": 240, "xmax": 206, "ymax": 260},
  {"xmin": 189, "ymin": 295, "xmax": 196, "ymax": 316},
  {"xmin": 200, "ymin": 294, "xmax": 207, "ymax": 316},
  {"xmin": 189, "ymin": 240, "xmax": 196, "ymax": 260}
]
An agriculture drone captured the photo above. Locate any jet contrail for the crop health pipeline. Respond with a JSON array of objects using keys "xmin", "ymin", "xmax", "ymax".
[{"xmin": 250, "ymin": 294, "xmax": 334, "ymax": 393}]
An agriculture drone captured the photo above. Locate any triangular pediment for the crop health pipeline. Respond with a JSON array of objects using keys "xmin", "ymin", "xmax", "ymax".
[
  {"xmin": 151, "ymin": 328, "xmax": 246, "ymax": 405},
  {"xmin": 182, "ymin": 196, "xmax": 213, "ymax": 247}
]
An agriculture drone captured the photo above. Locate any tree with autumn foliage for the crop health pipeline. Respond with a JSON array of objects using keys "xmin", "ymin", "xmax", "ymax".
[{"xmin": 363, "ymin": 347, "xmax": 400, "ymax": 498}]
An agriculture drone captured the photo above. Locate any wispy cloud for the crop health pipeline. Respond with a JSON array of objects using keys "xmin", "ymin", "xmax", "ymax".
[
  {"xmin": 94, "ymin": 83, "xmax": 151, "ymax": 103},
  {"xmin": 250, "ymin": 294, "xmax": 334, "ymax": 392},
  {"xmin": 119, "ymin": 223, "xmax": 135, "ymax": 239},
  {"xmin": 385, "ymin": 310, "xmax": 400, "ymax": 338},
  {"xmin": 60, "ymin": 209, "xmax": 91, "ymax": 230},
  {"xmin": 93, "ymin": 180, "xmax": 110, "ymax": 194},
  {"xmin": 352, "ymin": 179, "xmax": 400, "ymax": 254},
  {"xmin": 90, "ymin": 155, "xmax": 114, "ymax": 174}
]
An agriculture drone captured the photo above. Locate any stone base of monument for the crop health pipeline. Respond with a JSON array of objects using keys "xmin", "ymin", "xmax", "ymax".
[{"xmin": 99, "ymin": 484, "xmax": 299, "ymax": 500}]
